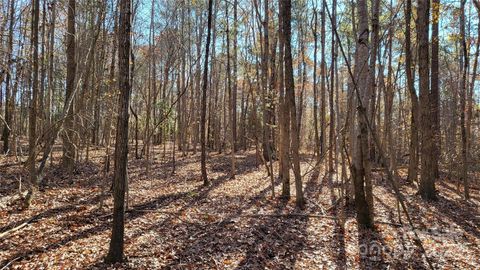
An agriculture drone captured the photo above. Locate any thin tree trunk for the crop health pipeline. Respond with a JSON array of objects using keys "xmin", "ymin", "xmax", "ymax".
[
  {"xmin": 278, "ymin": 0, "xmax": 290, "ymax": 198},
  {"xmin": 459, "ymin": 0, "xmax": 469, "ymax": 200},
  {"xmin": 225, "ymin": 1, "xmax": 235, "ymax": 178},
  {"xmin": 431, "ymin": 0, "xmax": 440, "ymax": 179},
  {"xmin": 25, "ymin": 0, "xmax": 41, "ymax": 208},
  {"xmin": 328, "ymin": 0, "xmax": 336, "ymax": 173},
  {"xmin": 312, "ymin": 7, "xmax": 320, "ymax": 159},
  {"xmin": 201, "ymin": 0, "xmax": 214, "ymax": 186},
  {"xmin": 282, "ymin": 0, "xmax": 304, "ymax": 208},
  {"xmin": 368, "ymin": 0, "xmax": 380, "ymax": 165},
  {"xmin": 405, "ymin": 0, "xmax": 418, "ymax": 183},
  {"xmin": 320, "ymin": 2, "xmax": 326, "ymax": 157},
  {"xmin": 2, "ymin": 0, "xmax": 15, "ymax": 154}
]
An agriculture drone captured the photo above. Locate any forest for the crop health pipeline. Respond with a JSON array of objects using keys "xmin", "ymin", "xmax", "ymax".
[{"xmin": 0, "ymin": 0, "xmax": 479, "ymax": 268}]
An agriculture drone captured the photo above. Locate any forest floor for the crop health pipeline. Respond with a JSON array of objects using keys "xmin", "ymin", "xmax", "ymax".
[{"xmin": 0, "ymin": 144, "xmax": 479, "ymax": 269}]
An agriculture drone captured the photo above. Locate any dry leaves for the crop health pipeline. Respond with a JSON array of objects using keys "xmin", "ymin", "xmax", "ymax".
[{"xmin": 0, "ymin": 147, "xmax": 479, "ymax": 269}]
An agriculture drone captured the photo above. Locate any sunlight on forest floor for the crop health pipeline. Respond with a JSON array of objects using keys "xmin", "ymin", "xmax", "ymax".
[{"xmin": 1, "ymin": 145, "xmax": 479, "ymax": 269}]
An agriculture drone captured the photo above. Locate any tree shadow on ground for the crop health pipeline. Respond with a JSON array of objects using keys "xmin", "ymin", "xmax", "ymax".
[
  {"xmin": 0, "ymin": 189, "xmax": 193, "ymax": 268},
  {"xmin": 429, "ymin": 192, "xmax": 480, "ymax": 240},
  {"xmin": 1, "ymin": 152, "xmax": 262, "ymax": 268},
  {"xmin": 324, "ymin": 171, "xmax": 348, "ymax": 270},
  {"xmin": 85, "ymin": 152, "xmax": 270, "ymax": 269},
  {"xmin": 143, "ymin": 164, "xmax": 320, "ymax": 269}
]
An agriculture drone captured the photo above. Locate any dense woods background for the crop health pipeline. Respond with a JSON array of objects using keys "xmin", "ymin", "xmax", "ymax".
[{"xmin": 0, "ymin": 0, "xmax": 479, "ymax": 268}]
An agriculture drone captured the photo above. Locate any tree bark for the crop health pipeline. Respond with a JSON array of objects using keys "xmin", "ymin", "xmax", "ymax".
[
  {"xmin": 201, "ymin": 0, "xmax": 214, "ymax": 186},
  {"xmin": 459, "ymin": 0, "xmax": 469, "ymax": 200},
  {"xmin": 105, "ymin": 0, "xmax": 131, "ymax": 263},
  {"xmin": 312, "ymin": 7, "xmax": 320, "ymax": 159},
  {"xmin": 320, "ymin": 3, "xmax": 326, "ymax": 157},
  {"xmin": 353, "ymin": 0, "xmax": 374, "ymax": 228},
  {"xmin": 417, "ymin": 0, "xmax": 436, "ymax": 200},
  {"xmin": 405, "ymin": 0, "xmax": 418, "ymax": 183},
  {"xmin": 25, "ymin": 0, "xmax": 41, "ymax": 207},
  {"xmin": 282, "ymin": 0, "xmax": 304, "ymax": 208},
  {"xmin": 2, "ymin": 0, "xmax": 15, "ymax": 154},
  {"xmin": 278, "ymin": 2, "xmax": 290, "ymax": 198},
  {"xmin": 431, "ymin": 0, "xmax": 440, "ymax": 179},
  {"xmin": 62, "ymin": 0, "xmax": 77, "ymax": 175}
]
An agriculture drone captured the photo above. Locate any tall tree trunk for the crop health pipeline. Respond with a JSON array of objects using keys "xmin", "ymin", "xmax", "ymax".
[
  {"xmin": 459, "ymin": 0, "xmax": 469, "ymax": 200},
  {"xmin": 278, "ymin": 2, "xmax": 290, "ymax": 198},
  {"xmin": 105, "ymin": 0, "xmax": 131, "ymax": 262},
  {"xmin": 320, "ymin": 2, "xmax": 326, "ymax": 157},
  {"xmin": 384, "ymin": 15, "xmax": 394, "ymax": 170},
  {"xmin": 469, "ymin": 0, "xmax": 480, "ymax": 162},
  {"xmin": 232, "ymin": 0, "xmax": 238, "ymax": 149},
  {"xmin": 62, "ymin": 0, "xmax": 77, "ymax": 175},
  {"xmin": 261, "ymin": 0, "xmax": 274, "ymax": 162},
  {"xmin": 39, "ymin": 0, "xmax": 46, "ymax": 132},
  {"xmin": 431, "ymin": 0, "xmax": 440, "ymax": 178},
  {"xmin": 312, "ymin": 7, "xmax": 320, "ymax": 159},
  {"xmin": 417, "ymin": 0, "xmax": 436, "ymax": 200},
  {"xmin": 282, "ymin": 0, "xmax": 304, "ymax": 208},
  {"xmin": 2, "ymin": 0, "xmax": 15, "ymax": 154},
  {"xmin": 352, "ymin": 0, "xmax": 374, "ymax": 228},
  {"xmin": 226, "ymin": 1, "xmax": 236, "ymax": 178},
  {"xmin": 328, "ymin": 0, "xmax": 336, "ymax": 173},
  {"xmin": 47, "ymin": 0, "xmax": 56, "ymax": 129},
  {"xmin": 368, "ymin": 0, "xmax": 380, "ymax": 165},
  {"xmin": 201, "ymin": 0, "xmax": 214, "ymax": 186},
  {"xmin": 405, "ymin": 0, "xmax": 418, "ymax": 183},
  {"xmin": 25, "ymin": 0, "xmax": 41, "ymax": 207}
]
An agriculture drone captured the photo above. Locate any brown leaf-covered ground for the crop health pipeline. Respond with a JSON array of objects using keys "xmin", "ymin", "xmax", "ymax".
[{"xmin": 1, "ymin": 145, "xmax": 479, "ymax": 269}]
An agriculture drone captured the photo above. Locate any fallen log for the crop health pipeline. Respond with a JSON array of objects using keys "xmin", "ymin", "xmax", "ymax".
[{"xmin": 0, "ymin": 217, "xmax": 36, "ymax": 239}]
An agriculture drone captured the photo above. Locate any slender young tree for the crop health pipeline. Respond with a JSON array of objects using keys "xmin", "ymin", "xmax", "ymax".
[
  {"xmin": 311, "ymin": 6, "xmax": 320, "ymax": 159},
  {"xmin": 25, "ymin": 0, "xmax": 40, "ymax": 207},
  {"xmin": 47, "ymin": 0, "xmax": 56, "ymax": 127},
  {"xmin": 405, "ymin": 0, "xmax": 419, "ymax": 183},
  {"xmin": 328, "ymin": 0, "xmax": 336, "ymax": 173},
  {"xmin": 282, "ymin": 0, "xmax": 305, "ymax": 208},
  {"xmin": 2, "ymin": 0, "xmax": 15, "ymax": 154},
  {"xmin": 225, "ymin": 1, "xmax": 236, "ymax": 178},
  {"xmin": 469, "ymin": 0, "xmax": 480, "ymax": 160},
  {"xmin": 459, "ymin": 0, "xmax": 469, "ymax": 200},
  {"xmin": 231, "ymin": 0, "xmax": 238, "ymax": 177},
  {"xmin": 278, "ymin": 0, "xmax": 290, "ymax": 198},
  {"xmin": 431, "ymin": 0, "xmax": 440, "ymax": 179},
  {"xmin": 320, "ymin": 2, "xmax": 326, "ymax": 156},
  {"xmin": 369, "ymin": 0, "xmax": 380, "ymax": 166},
  {"xmin": 105, "ymin": 0, "xmax": 132, "ymax": 262}
]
